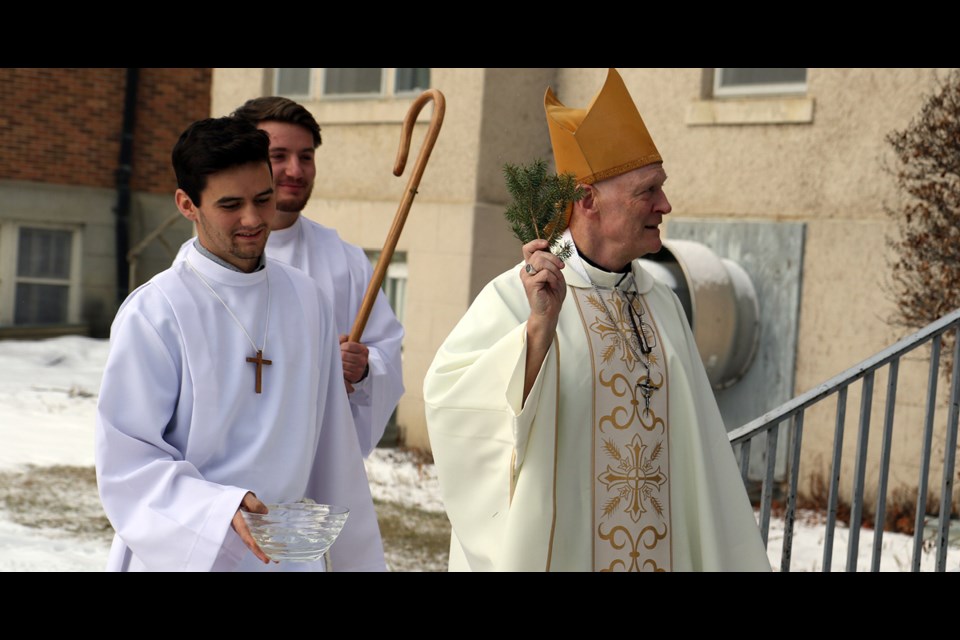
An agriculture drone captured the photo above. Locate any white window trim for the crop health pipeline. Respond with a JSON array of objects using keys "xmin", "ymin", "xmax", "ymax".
[
  {"xmin": 273, "ymin": 68, "xmax": 314, "ymax": 101},
  {"xmin": 714, "ymin": 68, "xmax": 807, "ymax": 98},
  {"xmin": 687, "ymin": 68, "xmax": 814, "ymax": 126},
  {"xmin": 0, "ymin": 221, "xmax": 83, "ymax": 326},
  {"xmin": 383, "ymin": 259, "xmax": 407, "ymax": 325},
  {"xmin": 386, "ymin": 260, "xmax": 408, "ymax": 281}
]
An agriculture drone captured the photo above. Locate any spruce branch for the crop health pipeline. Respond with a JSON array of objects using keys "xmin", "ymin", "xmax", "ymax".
[{"xmin": 502, "ymin": 158, "xmax": 583, "ymax": 260}]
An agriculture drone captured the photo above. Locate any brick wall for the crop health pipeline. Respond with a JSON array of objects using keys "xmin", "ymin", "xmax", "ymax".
[
  {"xmin": 131, "ymin": 68, "xmax": 212, "ymax": 193},
  {"xmin": 0, "ymin": 68, "xmax": 211, "ymax": 194}
]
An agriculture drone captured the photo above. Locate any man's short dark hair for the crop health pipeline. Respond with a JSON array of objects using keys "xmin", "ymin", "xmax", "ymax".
[
  {"xmin": 172, "ymin": 117, "xmax": 272, "ymax": 206},
  {"xmin": 232, "ymin": 96, "xmax": 323, "ymax": 148}
]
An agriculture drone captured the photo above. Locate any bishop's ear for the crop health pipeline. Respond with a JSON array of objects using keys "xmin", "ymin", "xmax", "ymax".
[
  {"xmin": 175, "ymin": 189, "xmax": 199, "ymax": 222},
  {"xmin": 576, "ymin": 183, "xmax": 601, "ymax": 219}
]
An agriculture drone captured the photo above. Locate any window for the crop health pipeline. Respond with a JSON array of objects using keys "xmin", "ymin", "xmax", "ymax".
[
  {"xmin": 714, "ymin": 68, "xmax": 807, "ymax": 98},
  {"xmin": 274, "ymin": 68, "xmax": 312, "ymax": 98},
  {"xmin": 382, "ymin": 258, "xmax": 407, "ymax": 324},
  {"xmin": 688, "ymin": 68, "xmax": 814, "ymax": 126},
  {"xmin": 324, "ymin": 68, "xmax": 384, "ymax": 96},
  {"xmin": 394, "ymin": 68, "xmax": 430, "ymax": 94},
  {"xmin": 364, "ymin": 249, "xmax": 407, "ymax": 440},
  {"xmin": 365, "ymin": 249, "xmax": 407, "ymax": 324},
  {"xmin": 274, "ymin": 69, "xmax": 430, "ymax": 100},
  {"xmin": 0, "ymin": 224, "xmax": 81, "ymax": 326},
  {"xmin": 322, "ymin": 68, "xmax": 430, "ymax": 98}
]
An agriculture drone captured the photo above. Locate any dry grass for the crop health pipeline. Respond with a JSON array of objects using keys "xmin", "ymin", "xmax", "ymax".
[
  {"xmin": 0, "ymin": 465, "xmax": 114, "ymax": 542},
  {"xmin": 769, "ymin": 470, "xmax": 960, "ymax": 536},
  {"xmin": 374, "ymin": 498, "xmax": 450, "ymax": 572},
  {"xmin": 0, "ymin": 464, "xmax": 450, "ymax": 571}
]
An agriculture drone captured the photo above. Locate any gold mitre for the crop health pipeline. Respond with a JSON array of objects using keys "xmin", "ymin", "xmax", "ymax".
[{"xmin": 544, "ymin": 68, "xmax": 662, "ymax": 185}]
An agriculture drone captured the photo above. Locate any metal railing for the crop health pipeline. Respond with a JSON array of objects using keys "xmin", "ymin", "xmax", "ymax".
[{"xmin": 730, "ymin": 308, "xmax": 960, "ymax": 572}]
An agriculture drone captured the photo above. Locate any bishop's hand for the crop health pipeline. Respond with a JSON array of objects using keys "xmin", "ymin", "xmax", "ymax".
[
  {"xmin": 233, "ymin": 491, "xmax": 272, "ymax": 564},
  {"xmin": 521, "ymin": 238, "xmax": 566, "ymax": 342},
  {"xmin": 520, "ymin": 239, "xmax": 566, "ymax": 406}
]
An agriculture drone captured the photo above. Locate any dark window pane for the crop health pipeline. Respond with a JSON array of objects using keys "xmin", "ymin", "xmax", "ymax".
[
  {"xmin": 17, "ymin": 228, "xmax": 72, "ymax": 279},
  {"xmin": 720, "ymin": 68, "xmax": 807, "ymax": 87},
  {"xmin": 324, "ymin": 68, "xmax": 382, "ymax": 94},
  {"xmin": 15, "ymin": 282, "xmax": 68, "ymax": 324},
  {"xmin": 396, "ymin": 68, "xmax": 430, "ymax": 93},
  {"xmin": 276, "ymin": 68, "xmax": 312, "ymax": 96}
]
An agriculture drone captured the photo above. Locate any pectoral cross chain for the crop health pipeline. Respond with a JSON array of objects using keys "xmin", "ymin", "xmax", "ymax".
[{"xmin": 246, "ymin": 350, "xmax": 273, "ymax": 394}]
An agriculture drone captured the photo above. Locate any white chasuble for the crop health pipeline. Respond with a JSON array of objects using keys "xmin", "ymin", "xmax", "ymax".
[
  {"xmin": 571, "ymin": 286, "xmax": 671, "ymax": 572},
  {"xmin": 425, "ymin": 236, "xmax": 771, "ymax": 572},
  {"xmin": 96, "ymin": 244, "xmax": 385, "ymax": 572},
  {"xmin": 176, "ymin": 215, "xmax": 405, "ymax": 457}
]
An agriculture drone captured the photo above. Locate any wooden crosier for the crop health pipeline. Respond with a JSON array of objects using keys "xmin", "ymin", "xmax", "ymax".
[{"xmin": 348, "ymin": 89, "xmax": 445, "ymax": 343}]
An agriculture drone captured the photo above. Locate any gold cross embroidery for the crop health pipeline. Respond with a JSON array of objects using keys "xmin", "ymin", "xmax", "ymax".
[{"xmin": 598, "ymin": 434, "xmax": 667, "ymax": 522}]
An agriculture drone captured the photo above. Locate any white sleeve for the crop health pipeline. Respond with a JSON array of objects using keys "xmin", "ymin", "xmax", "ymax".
[
  {"xmin": 423, "ymin": 274, "xmax": 560, "ymax": 570},
  {"xmin": 94, "ymin": 298, "xmax": 249, "ymax": 571}
]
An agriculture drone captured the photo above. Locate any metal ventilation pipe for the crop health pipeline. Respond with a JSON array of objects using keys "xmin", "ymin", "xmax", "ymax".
[{"xmin": 640, "ymin": 239, "xmax": 760, "ymax": 390}]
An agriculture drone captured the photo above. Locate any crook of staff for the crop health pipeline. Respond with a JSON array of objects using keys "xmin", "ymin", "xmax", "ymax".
[{"xmin": 349, "ymin": 89, "xmax": 446, "ymax": 342}]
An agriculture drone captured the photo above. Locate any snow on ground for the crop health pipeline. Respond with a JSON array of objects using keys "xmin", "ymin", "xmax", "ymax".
[
  {"xmin": 0, "ymin": 336, "xmax": 107, "ymax": 471},
  {"xmin": 0, "ymin": 336, "xmax": 956, "ymax": 572},
  {"xmin": 364, "ymin": 448, "xmax": 444, "ymax": 513},
  {"xmin": 764, "ymin": 509, "xmax": 952, "ymax": 572},
  {"xmin": 0, "ymin": 513, "xmax": 108, "ymax": 572}
]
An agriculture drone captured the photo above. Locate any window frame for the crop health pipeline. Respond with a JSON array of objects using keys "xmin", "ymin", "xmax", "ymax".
[
  {"xmin": 365, "ymin": 249, "xmax": 408, "ymax": 324},
  {"xmin": 392, "ymin": 68, "xmax": 431, "ymax": 96},
  {"xmin": 273, "ymin": 68, "xmax": 314, "ymax": 100},
  {"xmin": 0, "ymin": 221, "xmax": 82, "ymax": 327},
  {"xmin": 713, "ymin": 68, "xmax": 808, "ymax": 98},
  {"xmin": 272, "ymin": 69, "xmax": 430, "ymax": 101},
  {"xmin": 320, "ymin": 68, "xmax": 387, "ymax": 100}
]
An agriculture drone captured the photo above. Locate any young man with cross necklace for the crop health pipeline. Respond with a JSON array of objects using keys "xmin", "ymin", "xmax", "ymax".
[
  {"xmin": 173, "ymin": 96, "xmax": 405, "ymax": 458},
  {"xmin": 95, "ymin": 117, "xmax": 385, "ymax": 572}
]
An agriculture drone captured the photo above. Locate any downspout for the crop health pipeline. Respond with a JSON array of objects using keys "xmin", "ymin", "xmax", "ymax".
[{"xmin": 114, "ymin": 67, "xmax": 139, "ymax": 304}]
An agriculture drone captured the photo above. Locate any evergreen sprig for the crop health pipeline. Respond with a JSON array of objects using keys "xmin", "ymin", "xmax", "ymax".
[{"xmin": 502, "ymin": 158, "xmax": 583, "ymax": 261}]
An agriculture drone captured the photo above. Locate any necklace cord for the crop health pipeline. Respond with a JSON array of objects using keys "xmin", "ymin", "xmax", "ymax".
[{"xmin": 185, "ymin": 256, "xmax": 270, "ymax": 354}]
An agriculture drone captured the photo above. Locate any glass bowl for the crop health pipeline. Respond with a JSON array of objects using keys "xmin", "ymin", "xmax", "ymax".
[{"xmin": 241, "ymin": 503, "xmax": 349, "ymax": 562}]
